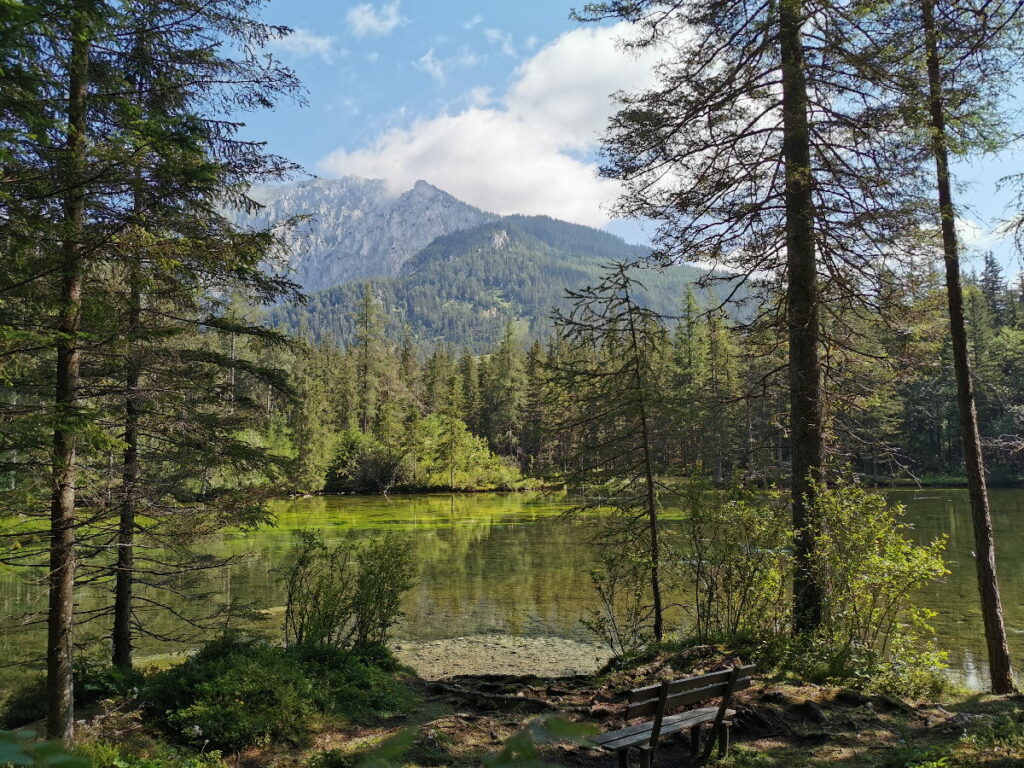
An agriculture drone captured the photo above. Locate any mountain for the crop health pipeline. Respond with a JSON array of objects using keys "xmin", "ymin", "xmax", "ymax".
[
  {"xmin": 270, "ymin": 215, "xmax": 713, "ymax": 351},
  {"xmin": 236, "ymin": 177, "xmax": 497, "ymax": 293}
]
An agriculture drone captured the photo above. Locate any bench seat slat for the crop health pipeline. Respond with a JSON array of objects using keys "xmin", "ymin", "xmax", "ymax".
[
  {"xmin": 626, "ymin": 677, "xmax": 753, "ymax": 719},
  {"xmin": 591, "ymin": 706, "xmax": 735, "ymax": 750},
  {"xmin": 628, "ymin": 664, "xmax": 757, "ymax": 702}
]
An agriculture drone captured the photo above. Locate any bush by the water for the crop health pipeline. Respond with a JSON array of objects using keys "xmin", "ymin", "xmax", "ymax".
[
  {"xmin": 586, "ymin": 479, "xmax": 950, "ymax": 697},
  {"xmin": 142, "ymin": 635, "xmax": 417, "ymax": 752},
  {"xmin": 281, "ymin": 530, "xmax": 417, "ymax": 651}
]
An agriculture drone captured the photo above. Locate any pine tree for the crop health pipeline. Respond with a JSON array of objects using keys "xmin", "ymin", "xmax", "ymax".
[
  {"xmin": 0, "ymin": 0, "xmax": 302, "ymax": 733},
  {"xmin": 481, "ymin": 325, "xmax": 527, "ymax": 458},
  {"xmin": 575, "ymin": 0, "xmax": 929, "ymax": 633},
  {"xmin": 863, "ymin": 0, "xmax": 1022, "ymax": 693},
  {"xmin": 550, "ymin": 264, "xmax": 669, "ymax": 641},
  {"xmin": 353, "ymin": 285, "xmax": 386, "ymax": 433}
]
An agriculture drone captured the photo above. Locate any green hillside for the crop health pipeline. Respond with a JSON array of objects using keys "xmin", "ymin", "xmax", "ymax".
[{"xmin": 271, "ymin": 215, "xmax": 715, "ymax": 350}]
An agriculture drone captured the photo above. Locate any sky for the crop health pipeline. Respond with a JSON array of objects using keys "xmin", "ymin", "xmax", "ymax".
[{"xmin": 245, "ymin": 0, "xmax": 1023, "ymax": 271}]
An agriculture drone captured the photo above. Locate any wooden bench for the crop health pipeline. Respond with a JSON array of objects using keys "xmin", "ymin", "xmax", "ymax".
[{"xmin": 590, "ymin": 664, "xmax": 756, "ymax": 767}]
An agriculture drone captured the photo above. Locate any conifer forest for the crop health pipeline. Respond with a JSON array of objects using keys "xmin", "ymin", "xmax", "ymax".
[{"xmin": 3, "ymin": 1, "xmax": 1024, "ymax": 766}]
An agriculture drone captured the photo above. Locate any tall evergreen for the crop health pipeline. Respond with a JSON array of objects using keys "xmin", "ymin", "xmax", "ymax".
[
  {"xmin": 550, "ymin": 265, "xmax": 669, "ymax": 641},
  {"xmin": 353, "ymin": 284, "xmax": 386, "ymax": 434},
  {"xmin": 574, "ymin": 0, "xmax": 930, "ymax": 633},
  {"xmin": 915, "ymin": 0, "xmax": 1017, "ymax": 692},
  {"xmin": 0, "ymin": 0, "xmax": 301, "ymax": 735}
]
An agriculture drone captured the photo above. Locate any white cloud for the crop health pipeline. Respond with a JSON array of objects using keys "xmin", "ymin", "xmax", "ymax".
[
  {"xmin": 958, "ymin": 216, "xmax": 1009, "ymax": 255},
  {"xmin": 463, "ymin": 14, "xmax": 483, "ymax": 30},
  {"xmin": 318, "ymin": 23, "xmax": 664, "ymax": 227},
  {"xmin": 414, "ymin": 47, "xmax": 480, "ymax": 85},
  {"xmin": 506, "ymin": 25, "xmax": 662, "ymax": 151},
  {"xmin": 483, "ymin": 28, "xmax": 516, "ymax": 57},
  {"xmin": 273, "ymin": 29, "xmax": 342, "ymax": 64},
  {"xmin": 467, "ymin": 86, "xmax": 494, "ymax": 107},
  {"xmin": 346, "ymin": 1, "xmax": 406, "ymax": 37},
  {"xmin": 415, "ymin": 49, "xmax": 446, "ymax": 84}
]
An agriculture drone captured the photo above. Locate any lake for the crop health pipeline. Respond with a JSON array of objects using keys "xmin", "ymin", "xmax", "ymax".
[{"xmin": 1, "ymin": 488, "xmax": 1022, "ymax": 689}]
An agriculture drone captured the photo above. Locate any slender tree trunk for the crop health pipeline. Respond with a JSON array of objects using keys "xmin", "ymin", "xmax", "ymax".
[
  {"xmin": 625, "ymin": 287, "xmax": 663, "ymax": 642},
  {"xmin": 920, "ymin": 0, "xmax": 1015, "ymax": 694},
  {"xmin": 113, "ymin": 263, "xmax": 140, "ymax": 669},
  {"xmin": 48, "ymin": 5, "xmax": 89, "ymax": 740},
  {"xmin": 779, "ymin": 0, "xmax": 824, "ymax": 634}
]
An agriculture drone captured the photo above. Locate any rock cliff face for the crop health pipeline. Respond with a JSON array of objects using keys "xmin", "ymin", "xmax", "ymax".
[{"xmin": 236, "ymin": 177, "xmax": 497, "ymax": 294}]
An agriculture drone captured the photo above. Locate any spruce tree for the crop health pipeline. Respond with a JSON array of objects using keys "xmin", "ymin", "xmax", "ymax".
[
  {"xmin": 1, "ymin": 0, "xmax": 302, "ymax": 734},
  {"xmin": 550, "ymin": 264, "xmax": 669, "ymax": 641},
  {"xmin": 574, "ymin": 0, "xmax": 929, "ymax": 632}
]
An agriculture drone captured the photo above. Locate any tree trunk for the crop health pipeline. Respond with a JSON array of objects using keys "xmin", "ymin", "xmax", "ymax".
[
  {"xmin": 48, "ymin": 5, "xmax": 89, "ymax": 740},
  {"xmin": 113, "ymin": 264, "xmax": 140, "ymax": 669},
  {"xmin": 779, "ymin": 0, "xmax": 824, "ymax": 634},
  {"xmin": 625, "ymin": 286, "xmax": 663, "ymax": 642},
  {"xmin": 920, "ymin": 0, "xmax": 1015, "ymax": 694}
]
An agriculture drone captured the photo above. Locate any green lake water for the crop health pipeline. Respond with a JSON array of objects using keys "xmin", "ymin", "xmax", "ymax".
[{"xmin": 1, "ymin": 488, "xmax": 1022, "ymax": 689}]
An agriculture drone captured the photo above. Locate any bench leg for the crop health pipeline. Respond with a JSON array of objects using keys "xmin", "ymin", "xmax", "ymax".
[
  {"xmin": 617, "ymin": 748, "xmax": 629, "ymax": 768},
  {"xmin": 638, "ymin": 746, "xmax": 654, "ymax": 768},
  {"xmin": 717, "ymin": 722, "xmax": 731, "ymax": 759},
  {"xmin": 690, "ymin": 725, "xmax": 701, "ymax": 760}
]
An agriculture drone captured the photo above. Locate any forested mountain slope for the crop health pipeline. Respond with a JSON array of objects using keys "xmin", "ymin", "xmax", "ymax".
[
  {"xmin": 236, "ymin": 177, "xmax": 497, "ymax": 292},
  {"xmin": 270, "ymin": 215, "xmax": 716, "ymax": 350}
]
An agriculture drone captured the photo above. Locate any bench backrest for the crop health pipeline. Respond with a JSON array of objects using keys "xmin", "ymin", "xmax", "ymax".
[
  {"xmin": 624, "ymin": 664, "xmax": 756, "ymax": 720},
  {"xmin": 624, "ymin": 663, "xmax": 755, "ymax": 749}
]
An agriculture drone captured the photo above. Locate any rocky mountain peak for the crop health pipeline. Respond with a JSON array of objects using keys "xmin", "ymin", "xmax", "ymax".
[{"xmin": 232, "ymin": 176, "xmax": 497, "ymax": 294}]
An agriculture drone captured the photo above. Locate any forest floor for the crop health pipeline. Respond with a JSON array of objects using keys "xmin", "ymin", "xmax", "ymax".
[{"xmin": 217, "ymin": 644, "xmax": 1024, "ymax": 768}]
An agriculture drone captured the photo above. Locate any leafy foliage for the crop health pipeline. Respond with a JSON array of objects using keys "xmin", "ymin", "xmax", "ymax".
[
  {"xmin": 0, "ymin": 731, "xmax": 89, "ymax": 768},
  {"xmin": 142, "ymin": 635, "xmax": 417, "ymax": 752},
  {"xmin": 678, "ymin": 483, "xmax": 792, "ymax": 643},
  {"xmin": 281, "ymin": 531, "xmax": 417, "ymax": 651}
]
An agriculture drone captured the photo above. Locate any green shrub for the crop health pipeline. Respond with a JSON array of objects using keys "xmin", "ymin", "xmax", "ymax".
[
  {"xmin": 142, "ymin": 635, "xmax": 418, "ymax": 752},
  {"xmin": 0, "ymin": 679, "xmax": 47, "ymax": 729},
  {"xmin": 799, "ymin": 481, "xmax": 950, "ymax": 696},
  {"xmin": 581, "ymin": 541, "xmax": 655, "ymax": 660},
  {"xmin": 1, "ymin": 658, "xmax": 144, "ymax": 729},
  {"xmin": 73, "ymin": 653, "xmax": 146, "ymax": 705},
  {"xmin": 290, "ymin": 645, "xmax": 419, "ymax": 724},
  {"xmin": 143, "ymin": 635, "xmax": 315, "ymax": 751},
  {"xmin": 677, "ymin": 483, "xmax": 792, "ymax": 642},
  {"xmin": 605, "ymin": 478, "xmax": 951, "ymax": 698},
  {"xmin": 281, "ymin": 530, "xmax": 416, "ymax": 651},
  {"xmin": 76, "ymin": 740, "xmax": 227, "ymax": 768}
]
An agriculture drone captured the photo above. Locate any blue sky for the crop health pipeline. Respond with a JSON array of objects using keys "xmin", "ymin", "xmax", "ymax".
[{"xmin": 245, "ymin": 0, "xmax": 1022, "ymax": 271}]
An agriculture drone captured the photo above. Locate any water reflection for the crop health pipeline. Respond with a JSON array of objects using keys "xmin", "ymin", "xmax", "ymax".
[{"xmin": 1, "ymin": 489, "xmax": 1021, "ymax": 688}]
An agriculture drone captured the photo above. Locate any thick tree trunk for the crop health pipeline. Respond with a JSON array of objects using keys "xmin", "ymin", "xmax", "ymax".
[
  {"xmin": 113, "ymin": 267, "xmax": 140, "ymax": 669},
  {"xmin": 779, "ymin": 0, "xmax": 824, "ymax": 634},
  {"xmin": 920, "ymin": 0, "xmax": 1015, "ymax": 694},
  {"xmin": 48, "ymin": 6, "xmax": 89, "ymax": 740}
]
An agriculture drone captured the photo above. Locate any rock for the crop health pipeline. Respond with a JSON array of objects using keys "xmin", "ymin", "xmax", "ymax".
[
  {"xmin": 870, "ymin": 694, "xmax": 913, "ymax": 714},
  {"xmin": 950, "ymin": 712, "xmax": 990, "ymax": 727},
  {"xmin": 800, "ymin": 700, "xmax": 828, "ymax": 724},
  {"xmin": 835, "ymin": 689, "xmax": 870, "ymax": 707}
]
